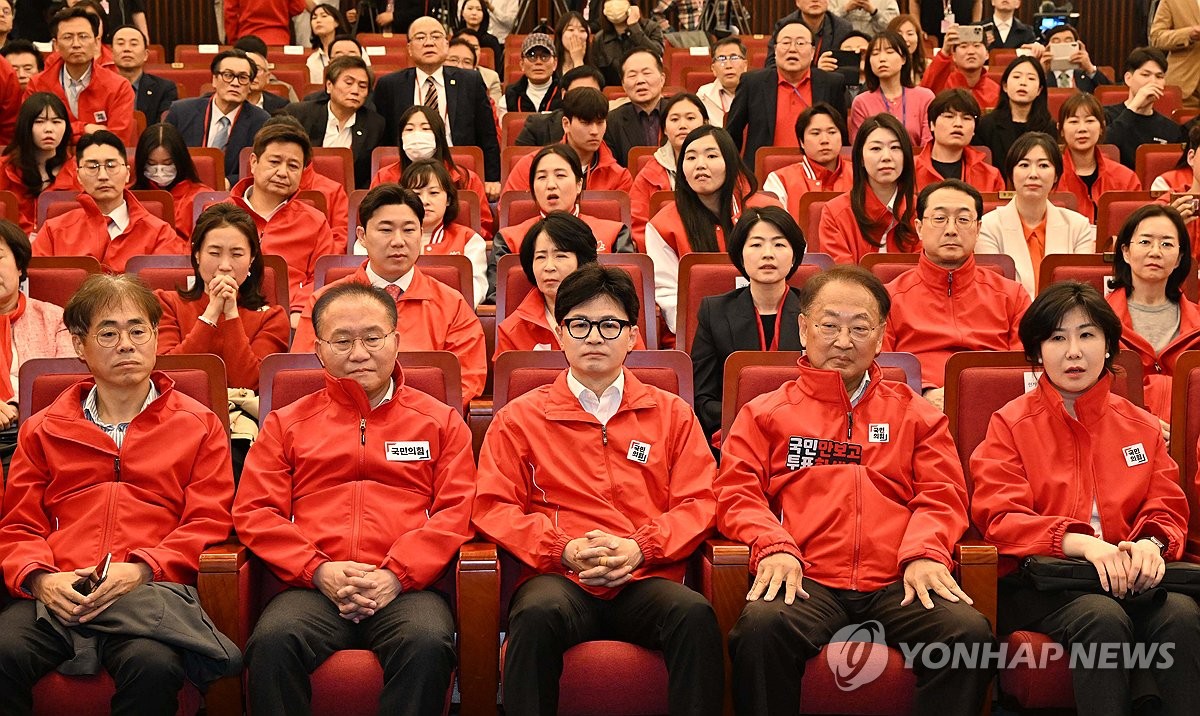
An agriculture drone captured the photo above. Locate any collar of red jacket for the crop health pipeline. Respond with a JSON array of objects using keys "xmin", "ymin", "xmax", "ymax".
[
  {"xmin": 513, "ymin": 286, "xmax": 551, "ymax": 329},
  {"xmin": 322, "ymin": 358, "xmax": 407, "ymax": 416},
  {"xmin": 354, "ymin": 262, "xmax": 438, "ymax": 302},
  {"xmin": 917, "ymin": 251, "xmax": 978, "ymax": 290},
  {"xmin": 1035, "ymin": 369, "xmax": 1113, "ymax": 424},
  {"xmin": 1108, "ymin": 288, "xmax": 1200, "ymax": 367},
  {"xmin": 75, "ymin": 189, "xmax": 149, "ymax": 225},
  {"xmin": 229, "ymin": 177, "xmax": 299, "ymax": 221},
  {"xmin": 43, "ymin": 370, "xmax": 175, "ymax": 422},
  {"xmin": 542, "ymin": 367, "xmax": 657, "ymax": 421},
  {"xmin": 794, "ymin": 356, "xmax": 883, "ymax": 406}
]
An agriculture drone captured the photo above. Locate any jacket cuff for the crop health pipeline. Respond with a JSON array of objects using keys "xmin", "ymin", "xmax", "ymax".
[
  {"xmin": 631, "ymin": 527, "xmax": 661, "ymax": 564},
  {"xmin": 128, "ymin": 549, "xmax": 162, "ymax": 581},
  {"xmin": 1051, "ymin": 519, "xmax": 1094, "ymax": 558},
  {"xmin": 302, "ymin": 554, "xmax": 329, "ymax": 586},
  {"xmin": 549, "ymin": 533, "xmax": 572, "ymax": 573},
  {"xmin": 898, "ymin": 547, "xmax": 954, "ymax": 573},
  {"xmin": 749, "ymin": 540, "xmax": 805, "ymax": 574},
  {"xmin": 15, "ymin": 562, "xmax": 57, "ymax": 597}
]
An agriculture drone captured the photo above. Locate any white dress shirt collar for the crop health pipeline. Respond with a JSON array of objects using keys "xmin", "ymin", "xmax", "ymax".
[{"xmin": 567, "ymin": 369, "xmax": 625, "ymax": 426}]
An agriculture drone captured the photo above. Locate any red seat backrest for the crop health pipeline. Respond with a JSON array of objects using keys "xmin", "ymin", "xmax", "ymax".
[
  {"xmin": 1096, "ymin": 192, "xmax": 1157, "ymax": 251},
  {"xmin": 27, "ymin": 256, "xmax": 102, "ymax": 306},
  {"xmin": 1169, "ymin": 353, "xmax": 1200, "ymax": 557},
  {"xmin": 1135, "ymin": 143, "xmax": 1185, "ymax": 189}
]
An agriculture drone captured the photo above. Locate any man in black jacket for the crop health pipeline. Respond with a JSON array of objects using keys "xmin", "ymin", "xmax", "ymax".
[
  {"xmin": 516, "ymin": 65, "xmax": 604, "ymax": 147},
  {"xmin": 726, "ymin": 20, "xmax": 847, "ymax": 172},
  {"xmin": 504, "ymin": 32, "xmax": 562, "ymax": 113},
  {"xmin": 1104, "ymin": 46, "xmax": 1185, "ymax": 166},
  {"xmin": 766, "ymin": 0, "xmax": 854, "ymax": 69},
  {"xmin": 985, "ymin": 0, "xmax": 1038, "ymax": 49},
  {"xmin": 111, "ymin": 25, "xmax": 176, "ymax": 123},
  {"xmin": 602, "ymin": 48, "xmax": 668, "ymax": 167}
]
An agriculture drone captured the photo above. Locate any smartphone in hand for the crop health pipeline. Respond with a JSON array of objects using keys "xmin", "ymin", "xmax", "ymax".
[{"xmin": 72, "ymin": 553, "xmax": 112, "ymax": 596}]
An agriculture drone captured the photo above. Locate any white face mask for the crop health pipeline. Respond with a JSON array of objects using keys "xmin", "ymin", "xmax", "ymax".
[
  {"xmin": 402, "ymin": 130, "xmax": 438, "ymax": 161},
  {"xmin": 144, "ymin": 164, "xmax": 177, "ymax": 187}
]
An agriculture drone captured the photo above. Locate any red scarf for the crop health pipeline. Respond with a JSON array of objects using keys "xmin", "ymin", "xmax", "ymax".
[{"xmin": 0, "ymin": 292, "xmax": 27, "ymax": 402}]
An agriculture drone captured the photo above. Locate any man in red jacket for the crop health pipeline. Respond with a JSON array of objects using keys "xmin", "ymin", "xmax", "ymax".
[
  {"xmin": 26, "ymin": 7, "xmax": 135, "ymax": 146},
  {"xmin": 913, "ymin": 90, "xmax": 1005, "ymax": 193},
  {"xmin": 235, "ymin": 281, "xmax": 475, "ymax": 716},
  {"xmin": 474, "ymin": 264, "xmax": 724, "ymax": 715},
  {"xmin": 0, "ymin": 274, "xmax": 236, "ymax": 714},
  {"xmin": 921, "ymin": 24, "xmax": 1000, "ymax": 110},
  {"xmin": 717, "ymin": 265, "xmax": 994, "ymax": 716},
  {"xmin": 33, "ymin": 130, "xmax": 184, "ymax": 272}
]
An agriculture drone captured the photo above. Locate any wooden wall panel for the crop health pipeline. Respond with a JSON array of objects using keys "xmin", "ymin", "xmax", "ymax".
[{"xmin": 146, "ymin": 0, "xmax": 219, "ymax": 58}]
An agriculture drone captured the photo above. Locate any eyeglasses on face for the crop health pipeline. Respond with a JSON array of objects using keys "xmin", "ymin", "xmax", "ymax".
[
  {"xmin": 79, "ymin": 160, "xmax": 127, "ymax": 176},
  {"xmin": 922, "ymin": 214, "xmax": 978, "ymax": 229},
  {"xmin": 92, "ymin": 325, "xmax": 155, "ymax": 348},
  {"xmin": 316, "ymin": 332, "xmax": 396, "ymax": 354},
  {"xmin": 562, "ymin": 318, "xmax": 633, "ymax": 340},
  {"xmin": 812, "ymin": 321, "xmax": 880, "ymax": 343},
  {"xmin": 216, "ymin": 70, "xmax": 253, "ymax": 85}
]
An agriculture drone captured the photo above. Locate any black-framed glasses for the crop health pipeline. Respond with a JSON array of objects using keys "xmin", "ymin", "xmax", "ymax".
[
  {"xmin": 93, "ymin": 326, "xmax": 155, "ymax": 348},
  {"xmin": 216, "ymin": 70, "xmax": 252, "ymax": 85},
  {"xmin": 316, "ymin": 332, "xmax": 396, "ymax": 355},
  {"xmin": 563, "ymin": 318, "xmax": 633, "ymax": 340}
]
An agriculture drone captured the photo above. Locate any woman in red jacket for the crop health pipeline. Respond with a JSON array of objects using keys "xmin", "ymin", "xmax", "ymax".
[
  {"xmin": 629, "ymin": 92, "xmax": 708, "ymax": 249},
  {"xmin": 1055, "ymin": 93, "xmax": 1141, "ymax": 223},
  {"xmin": 1105, "ymin": 205, "xmax": 1200, "ymax": 424},
  {"xmin": 819, "ymin": 112, "xmax": 918, "ymax": 265},
  {"xmin": 0, "ymin": 93, "xmax": 79, "ymax": 236},
  {"xmin": 155, "ymin": 203, "xmax": 289, "ymax": 392},
  {"xmin": 133, "ymin": 122, "xmax": 214, "ymax": 241},
  {"xmin": 970, "ymin": 281, "xmax": 1200, "ymax": 716}
]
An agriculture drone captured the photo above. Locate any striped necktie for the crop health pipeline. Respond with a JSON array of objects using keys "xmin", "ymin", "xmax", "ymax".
[{"xmin": 424, "ymin": 77, "xmax": 439, "ymax": 115}]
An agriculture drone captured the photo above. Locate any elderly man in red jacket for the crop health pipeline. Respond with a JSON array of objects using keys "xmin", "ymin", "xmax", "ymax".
[
  {"xmin": 716, "ymin": 265, "xmax": 994, "ymax": 716},
  {"xmin": 234, "ymin": 280, "xmax": 475, "ymax": 716},
  {"xmin": 0, "ymin": 274, "xmax": 236, "ymax": 714}
]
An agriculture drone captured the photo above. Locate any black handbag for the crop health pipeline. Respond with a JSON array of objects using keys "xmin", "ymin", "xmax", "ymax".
[{"xmin": 1021, "ymin": 555, "xmax": 1200, "ymax": 597}]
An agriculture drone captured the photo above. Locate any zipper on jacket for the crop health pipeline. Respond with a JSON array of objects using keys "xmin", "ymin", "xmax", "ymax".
[
  {"xmin": 846, "ymin": 412, "xmax": 853, "ymax": 440},
  {"xmin": 946, "ymin": 271, "xmax": 953, "ymax": 297},
  {"xmin": 359, "ymin": 418, "xmax": 366, "ymax": 445},
  {"xmin": 113, "ymin": 457, "xmax": 121, "ymax": 482},
  {"xmin": 601, "ymin": 425, "xmax": 608, "ymax": 446}
]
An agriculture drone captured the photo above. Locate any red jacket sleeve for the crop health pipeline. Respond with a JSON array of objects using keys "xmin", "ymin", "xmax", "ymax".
[
  {"xmin": 294, "ymin": 220, "xmax": 335, "ymax": 313},
  {"xmin": 381, "ymin": 409, "xmax": 477, "ymax": 591},
  {"xmin": 0, "ymin": 60, "xmax": 21, "ymax": 148},
  {"xmin": 819, "ymin": 202, "xmax": 857, "ymax": 265},
  {"xmin": 327, "ymin": 185, "xmax": 349, "ymax": 253},
  {"xmin": 224, "ymin": 0, "xmax": 241, "ymax": 41},
  {"xmin": 165, "ymin": 311, "xmax": 289, "ymax": 392},
  {"xmin": 895, "ymin": 407, "xmax": 970, "ymax": 571},
  {"xmin": 1128, "ymin": 438, "xmax": 1190, "ymax": 561},
  {"xmin": 444, "ymin": 299, "xmax": 488, "ymax": 404},
  {"xmin": 921, "ymin": 51, "xmax": 955, "ymax": 94},
  {"xmin": 0, "ymin": 418, "xmax": 63, "ymax": 595}
]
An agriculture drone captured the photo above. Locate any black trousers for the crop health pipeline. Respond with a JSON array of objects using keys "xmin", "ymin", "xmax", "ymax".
[
  {"xmin": 244, "ymin": 587, "xmax": 456, "ymax": 716},
  {"xmin": 503, "ymin": 574, "xmax": 724, "ymax": 716},
  {"xmin": 0, "ymin": 599, "xmax": 185, "ymax": 716},
  {"xmin": 1022, "ymin": 591, "xmax": 1200, "ymax": 716},
  {"xmin": 729, "ymin": 578, "xmax": 994, "ymax": 716}
]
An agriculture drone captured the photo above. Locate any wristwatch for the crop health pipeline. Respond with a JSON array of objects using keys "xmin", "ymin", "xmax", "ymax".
[{"xmin": 1146, "ymin": 535, "xmax": 1167, "ymax": 555}]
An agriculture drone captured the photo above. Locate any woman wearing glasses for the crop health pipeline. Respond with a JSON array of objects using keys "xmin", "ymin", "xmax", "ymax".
[{"xmin": 0, "ymin": 93, "xmax": 79, "ymax": 235}]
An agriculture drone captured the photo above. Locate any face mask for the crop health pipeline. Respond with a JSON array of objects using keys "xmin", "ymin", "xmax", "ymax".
[
  {"xmin": 402, "ymin": 130, "xmax": 438, "ymax": 161},
  {"xmin": 604, "ymin": 0, "xmax": 630, "ymax": 23},
  {"xmin": 144, "ymin": 164, "xmax": 177, "ymax": 187}
]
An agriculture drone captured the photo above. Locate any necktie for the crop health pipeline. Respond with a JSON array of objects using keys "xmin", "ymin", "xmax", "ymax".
[
  {"xmin": 1057, "ymin": 71, "xmax": 1072, "ymax": 88},
  {"xmin": 384, "ymin": 284, "xmax": 403, "ymax": 301},
  {"xmin": 210, "ymin": 116, "xmax": 231, "ymax": 150},
  {"xmin": 424, "ymin": 77, "xmax": 439, "ymax": 115},
  {"xmin": 106, "ymin": 216, "xmax": 118, "ymax": 239}
]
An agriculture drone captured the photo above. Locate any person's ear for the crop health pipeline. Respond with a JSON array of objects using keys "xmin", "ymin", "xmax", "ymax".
[{"xmin": 71, "ymin": 333, "xmax": 85, "ymax": 361}]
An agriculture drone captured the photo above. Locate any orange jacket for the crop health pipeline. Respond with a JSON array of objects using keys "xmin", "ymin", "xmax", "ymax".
[
  {"xmin": 291, "ymin": 264, "xmax": 488, "ymax": 403},
  {"xmin": 234, "ymin": 361, "xmax": 476, "ymax": 590},
  {"xmin": 1106, "ymin": 289, "xmax": 1200, "ymax": 421},
  {"xmin": 0, "ymin": 155, "xmax": 80, "ymax": 235},
  {"xmin": 33, "ymin": 189, "xmax": 185, "ymax": 272},
  {"xmin": 224, "ymin": 0, "xmax": 305, "ymax": 44},
  {"xmin": 373, "ymin": 160, "xmax": 496, "ymax": 239},
  {"xmin": 717, "ymin": 359, "xmax": 969, "ymax": 591},
  {"xmin": 166, "ymin": 178, "xmax": 213, "ymax": 240},
  {"xmin": 920, "ymin": 51, "xmax": 1001, "ymax": 110},
  {"xmin": 883, "ymin": 253, "xmax": 1030, "ymax": 388},
  {"xmin": 473, "ymin": 368, "xmax": 717, "ymax": 599},
  {"xmin": 762, "ymin": 156, "xmax": 853, "ymax": 222},
  {"xmin": 818, "ymin": 189, "xmax": 917, "ymax": 265},
  {"xmin": 154, "ymin": 290, "xmax": 290, "ymax": 391},
  {"xmin": 228, "ymin": 177, "xmax": 336, "ymax": 313},
  {"xmin": 0, "ymin": 373, "xmax": 235, "ymax": 596},
  {"xmin": 913, "ymin": 144, "xmax": 1004, "ymax": 194},
  {"xmin": 970, "ymin": 373, "xmax": 1188, "ymax": 575},
  {"xmin": 646, "ymin": 192, "xmax": 781, "ymax": 259},
  {"xmin": 1056, "ymin": 149, "xmax": 1142, "ymax": 223},
  {"xmin": 26, "ymin": 56, "xmax": 136, "ymax": 147},
  {"xmin": 494, "ymin": 286, "xmax": 647, "ymax": 358},
  {"xmin": 502, "ymin": 142, "xmax": 633, "ymax": 196},
  {"xmin": 629, "ymin": 157, "xmax": 672, "ymax": 252}
]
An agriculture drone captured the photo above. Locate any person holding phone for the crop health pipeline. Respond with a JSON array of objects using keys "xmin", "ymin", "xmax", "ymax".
[
  {"xmin": 1041, "ymin": 24, "xmax": 1111, "ymax": 92},
  {"xmin": 828, "ymin": 0, "xmax": 900, "ymax": 34},
  {"xmin": 1103, "ymin": 47, "xmax": 1185, "ymax": 167},
  {"xmin": 921, "ymin": 23, "xmax": 1000, "ymax": 110}
]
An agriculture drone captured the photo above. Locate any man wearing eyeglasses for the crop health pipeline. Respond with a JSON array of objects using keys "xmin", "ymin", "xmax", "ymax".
[
  {"xmin": 164, "ymin": 48, "xmax": 271, "ymax": 187},
  {"xmin": 235, "ymin": 280, "xmax": 475, "ymax": 716},
  {"xmin": 504, "ymin": 32, "xmax": 562, "ymax": 112},
  {"xmin": 33, "ymin": 130, "xmax": 183, "ymax": 272},
  {"xmin": 291, "ymin": 184, "xmax": 487, "ymax": 404},
  {"xmin": 697, "ymin": 37, "xmax": 748, "ymax": 127},
  {"xmin": 474, "ymin": 263, "xmax": 723, "ymax": 715},
  {"xmin": 25, "ymin": 7, "xmax": 134, "ymax": 146},
  {"xmin": 717, "ymin": 264, "xmax": 994, "ymax": 716},
  {"xmin": 883, "ymin": 180, "xmax": 1029, "ymax": 412},
  {"xmin": 0, "ymin": 274, "xmax": 238, "ymax": 714}
]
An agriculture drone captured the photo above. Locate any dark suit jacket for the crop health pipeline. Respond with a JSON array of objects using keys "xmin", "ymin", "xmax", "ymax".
[
  {"xmin": 134, "ymin": 72, "xmax": 177, "ymax": 124},
  {"xmin": 281, "ymin": 99, "xmax": 386, "ymax": 189},
  {"xmin": 1049, "ymin": 67, "xmax": 1112, "ymax": 94},
  {"xmin": 164, "ymin": 96, "xmax": 270, "ymax": 186},
  {"xmin": 256, "ymin": 92, "xmax": 289, "ymax": 114},
  {"xmin": 516, "ymin": 110, "xmax": 566, "ymax": 147},
  {"xmin": 766, "ymin": 11, "xmax": 855, "ymax": 69},
  {"xmin": 604, "ymin": 98, "xmax": 669, "ymax": 168},
  {"xmin": 724, "ymin": 67, "xmax": 847, "ymax": 171},
  {"xmin": 373, "ymin": 66, "xmax": 501, "ymax": 181},
  {"xmin": 692, "ymin": 286, "xmax": 803, "ymax": 438},
  {"xmin": 987, "ymin": 19, "xmax": 1039, "ymax": 49}
]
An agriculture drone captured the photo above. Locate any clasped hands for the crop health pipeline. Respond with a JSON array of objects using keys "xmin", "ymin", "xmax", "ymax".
[
  {"xmin": 28, "ymin": 562, "xmax": 151, "ymax": 625},
  {"xmin": 562, "ymin": 529, "xmax": 644, "ymax": 588},
  {"xmin": 313, "ymin": 561, "xmax": 402, "ymax": 623}
]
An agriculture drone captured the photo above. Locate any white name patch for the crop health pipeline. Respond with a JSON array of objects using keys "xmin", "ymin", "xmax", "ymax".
[
  {"xmin": 385, "ymin": 441, "xmax": 431, "ymax": 461},
  {"xmin": 627, "ymin": 440, "xmax": 651, "ymax": 464},
  {"xmin": 1122, "ymin": 443, "xmax": 1148, "ymax": 467},
  {"xmin": 868, "ymin": 424, "xmax": 890, "ymax": 443}
]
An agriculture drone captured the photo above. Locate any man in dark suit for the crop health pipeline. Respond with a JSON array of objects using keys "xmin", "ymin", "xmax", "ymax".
[
  {"xmin": 234, "ymin": 37, "xmax": 292, "ymax": 114},
  {"xmin": 515, "ymin": 65, "xmax": 604, "ymax": 147},
  {"xmin": 726, "ymin": 20, "xmax": 847, "ymax": 172},
  {"xmin": 111, "ymin": 25, "xmax": 176, "ymax": 123},
  {"xmin": 282, "ymin": 56, "xmax": 385, "ymax": 190},
  {"xmin": 1042, "ymin": 25, "xmax": 1113, "ymax": 93},
  {"xmin": 602, "ymin": 48, "xmax": 667, "ymax": 167},
  {"xmin": 985, "ymin": 0, "xmax": 1038, "ymax": 49},
  {"xmin": 164, "ymin": 49, "xmax": 271, "ymax": 187},
  {"xmin": 374, "ymin": 15, "xmax": 501, "ymax": 198},
  {"xmin": 766, "ymin": 0, "xmax": 854, "ymax": 69}
]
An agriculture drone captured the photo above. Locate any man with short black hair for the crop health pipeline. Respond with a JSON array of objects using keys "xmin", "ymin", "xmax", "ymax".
[
  {"xmin": 1, "ymin": 40, "xmax": 44, "ymax": 91},
  {"xmin": 1040, "ymin": 24, "xmax": 1111, "ymax": 93},
  {"xmin": 914, "ymin": 89, "xmax": 1004, "ymax": 192},
  {"xmin": 112, "ymin": 25, "xmax": 177, "ymax": 123},
  {"xmin": 516, "ymin": 65, "xmax": 605, "ymax": 147},
  {"xmin": 604, "ymin": 48, "xmax": 669, "ymax": 167},
  {"xmin": 698, "ymin": 36, "xmax": 748, "ymax": 127},
  {"xmin": 1104, "ymin": 46, "xmax": 1187, "ymax": 166},
  {"xmin": 920, "ymin": 24, "xmax": 1000, "ymax": 109}
]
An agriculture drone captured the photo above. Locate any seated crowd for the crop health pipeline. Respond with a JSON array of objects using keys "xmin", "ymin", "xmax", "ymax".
[{"xmin": 3, "ymin": 1, "xmax": 1200, "ymax": 715}]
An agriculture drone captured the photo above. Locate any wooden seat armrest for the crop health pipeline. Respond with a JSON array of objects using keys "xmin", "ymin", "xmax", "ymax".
[
  {"xmin": 197, "ymin": 539, "xmax": 251, "ymax": 716},
  {"xmin": 457, "ymin": 541, "xmax": 500, "ymax": 716},
  {"xmin": 955, "ymin": 542, "xmax": 998, "ymax": 634}
]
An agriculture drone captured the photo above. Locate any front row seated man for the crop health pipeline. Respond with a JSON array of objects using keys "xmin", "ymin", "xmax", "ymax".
[
  {"xmin": 473, "ymin": 264, "xmax": 725, "ymax": 715},
  {"xmin": 716, "ymin": 265, "xmax": 995, "ymax": 716},
  {"xmin": 0, "ymin": 274, "xmax": 239, "ymax": 714},
  {"xmin": 234, "ymin": 281, "xmax": 476, "ymax": 716}
]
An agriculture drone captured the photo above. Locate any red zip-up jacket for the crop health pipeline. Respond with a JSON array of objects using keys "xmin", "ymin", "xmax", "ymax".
[
  {"xmin": 228, "ymin": 177, "xmax": 336, "ymax": 314},
  {"xmin": 0, "ymin": 373, "xmax": 235, "ymax": 596},
  {"xmin": 33, "ymin": 189, "xmax": 186, "ymax": 272},
  {"xmin": 913, "ymin": 144, "xmax": 1004, "ymax": 194},
  {"xmin": 502, "ymin": 142, "xmax": 633, "ymax": 196},
  {"xmin": 234, "ymin": 361, "xmax": 476, "ymax": 590},
  {"xmin": 301, "ymin": 164, "xmax": 349, "ymax": 253},
  {"xmin": 1056, "ymin": 148, "xmax": 1142, "ymax": 223},
  {"xmin": 630, "ymin": 155, "xmax": 671, "ymax": 251},
  {"xmin": 224, "ymin": 0, "xmax": 305, "ymax": 45},
  {"xmin": 373, "ymin": 160, "xmax": 496, "ymax": 240},
  {"xmin": 762, "ymin": 156, "xmax": 853, "ymax": 223},
  {"xmin": 26, "ymin": 56, "xmax": 136, "ymax": 147},
  {"xmin": 1106, "ymin": 289, "xmax": 1200, "ymax": 421},
  {"xmin": 493, "ymin": 287, "xmax": 646, "ymax": 358},
  {"xmin": 884, "ymin": 253, "xmax": 1030, "ymax": 388},
  {"xmin": 0, "ymin": 155, "xmax": 80, "ymax": 235},
  {"xmin": 497, "ymin": 212, "xmax": 631, "ymax": 257},
  {"xmin": 717, "ymin": 359, "xmax": 969, "ymax": 591},
  {"xmin": 154, "ymin": 290, "xmax": 290, "ymax": 391},
  {"xmin": 920, "ymin": 51, "xmax": 1001, "ymax": 110},
  {"xmin": 473, "ymin": 369, "xmax": 717, "ymax": 599},
  {"xmin": 970, "ymin": 373, "xmax": 1188, "ymax": 575},
  {"xmin": 166, "ymin": 178, "xmax": 213, "ymax": 239},
  {"xmin": 818, "ymin": 189, "xmax": 917, "ymax": 265}
]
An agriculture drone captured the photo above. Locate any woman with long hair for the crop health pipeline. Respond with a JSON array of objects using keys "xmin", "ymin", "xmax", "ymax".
[
  {"xmin": 887, "ymin": 14, "xmax": 930, "ymax": 83},
  {"xmin": 971, "ymin": 281, "xmax": 1200, "ymax": 716},
  {"xmin": 0, "ymin": 93, "xmax": 78, "ymax": 235},
  {"xmin": 819, "ymin": 113, "xmax": 918, "ymax": 265},
  {"xmin": 373, "ymin": 105, "xmax": 495, "ymax": 238},
  {"xmin": 132, "ymin": 122, "xmax": 213, "ymax": 240},
  {"xmin": 979, "ymin": 133, "xmax": 1096, "ymax": 296},
  {"xmin": 849, "ymin": 30, "xmax": 934, "ymax": 147},
  {"xmin": 306, "ymin": 4, "xmax": 370, "ymax": 83},
  {"xmin": 975, "ymin": 56, "xmax": 1057, "ymax": 170},
  {"xmin": 646, "ymin": 125, "xmax": 779, "ymax": 337},
  {"xmin": 554, "ymin": 11, "xmax": 593, "ymax": 77},
  {"xmin": 456, "ymin": 0, "xmax": 503, "ymax": 70},
  {"xmin": 630, "ymin": 92, "xmax": 709, "ymax": 247},
  {"xmin": 1055, "ymin": 92, "xmax": 1141, "ymax": 223}
]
